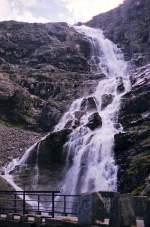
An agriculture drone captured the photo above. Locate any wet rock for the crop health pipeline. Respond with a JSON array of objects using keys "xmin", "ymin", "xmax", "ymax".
[
  {"xmin": 92, "ymin": 73, "xmax": 106, "ymax": 80},
  {"xmin": 114, "ymin": 64, "xmax": 150, "ymax": 194},
  {"xmin": 81, "ymin": 97, "xmax": 97, "ymax": 112},
  {"xmin": 74, "ymin": 111, "xmax": 85, "ymax": 120},
  {"xmin": 27, "ymin": 129, "xmax": 72, "ymax": 167},
  {"xmin": 86, "ymin": 112, "xmax": 102, "ymax": 130},
  {"xmin": 72, "ymin": 119, "xmax": 80, "ymax": 129},
  {"xmin": 64, "ymin": 119, "xmax": 73, "ymax": 129},
  {"xmin": 101, "ymin": 94, "xmax": 114, "ymax": 110},
  {"xmin": 116, "ymin": 77, "xmax": 125, "ymax": 94},
  {"xmin": 132, "ymin": 54, "xmax": 145, "ymax": 67},
  {"xmin": 64, "ymin": 111, "xmax": 84, "ymax": 129}
]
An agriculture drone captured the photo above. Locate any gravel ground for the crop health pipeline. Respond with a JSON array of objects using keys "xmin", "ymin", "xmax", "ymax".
[{"xmin": 0, "ymin": 123, "xmax": 43, "ymax": 168}]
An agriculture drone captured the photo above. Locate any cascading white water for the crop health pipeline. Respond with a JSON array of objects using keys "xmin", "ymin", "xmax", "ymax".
[
  {"xmin": 55, "ymin": 25, "xmax": 131, "ymax": 194},
  {"xmin": 2, "ymin": 26, "xmax": 131, "ymax": 198}
]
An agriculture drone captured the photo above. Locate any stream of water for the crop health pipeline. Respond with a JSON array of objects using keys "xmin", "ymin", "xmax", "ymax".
[
  {"xmin": 2, "ymin": 25, "xmax": 131, "ymax": 202},
  {"xmin": 55, "ymin": 25, "xmax": 130, "ymax": 195}
]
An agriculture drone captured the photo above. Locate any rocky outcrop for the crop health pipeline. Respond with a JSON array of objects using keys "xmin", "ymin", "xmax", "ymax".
[
  {"xmin": 86, "ymin": 0, "xmax": 150, "ymax": 66},
  {"xmin": 10, "ymin": 129, "xmax": 72, "ymax": 191},
  {"xmin": 86, "ymin": 0, "xmax": 150, "ymax": 195},
  {"xmin": 86, "ymin": 112, "xmax": 102, "ymax": 130},
  {"xmin": 0, "ymin": 21, "xmax": 90, "ymax": 72},
  {"xmin": 0, "ymin": 0, "xmax": 150, "ymax": 196},
  {"xmin": 114, "ymin": 64, "xmax": 150, "ymax": 195},
  {"xmin": 26, "ymin": 129, "xmax": 72, "ymax": 167},
  {"xmin": 101, "ymin": 94, "xmax": 114, "ymax": 110},
  {"xmin": 0, "ymin": 21, "xmax": 100, "ymax": 133},
  {"xmin": 80, "ymin": 97, "xmax": 97, "ymax": 112},
  {"xmin": 116, "ymin": 77, "xmax": 125, "ymax": 94}
]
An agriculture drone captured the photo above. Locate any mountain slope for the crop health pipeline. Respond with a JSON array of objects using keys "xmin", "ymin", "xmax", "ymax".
[
  {"xmin": 0, "ymin": 0, "xmax": 150, "ymax": 195},
  {"xmin": 0, "ymin": 21, "xmax": 99, "ymax": 132},
  {"xmin": 87, "ymin": 0, "xmax": 150, "ymax": 195},
  {"xmin": 0, "ymin": 21, "xmax": 100, "ymax": 169},
  {"xmin": 87, "ymin": 0, "xmax": 150, "ymax": 66}
]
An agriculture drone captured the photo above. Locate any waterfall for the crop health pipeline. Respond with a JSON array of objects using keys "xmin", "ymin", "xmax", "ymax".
[
  {"xmin": 55, "ymin": 25, "xmax": 131, "ymax": 194},
  {"xmin": 2, "ymin": 25, "xmax": 131, "ymax": 197}
]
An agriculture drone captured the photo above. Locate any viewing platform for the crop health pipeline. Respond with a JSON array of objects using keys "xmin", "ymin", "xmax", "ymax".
[{"xmin": 0, "ymin": 191, "xmax": 149, "ymax": 227}]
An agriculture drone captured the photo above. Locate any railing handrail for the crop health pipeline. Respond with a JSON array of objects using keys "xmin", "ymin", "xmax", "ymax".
[
  {"xmin": 0, "ymin": 190, "xmax": 81, "ymax": 218},
  {"xmin": 0, "ymin": 190, "xmax": 60, "ymax": 193}
]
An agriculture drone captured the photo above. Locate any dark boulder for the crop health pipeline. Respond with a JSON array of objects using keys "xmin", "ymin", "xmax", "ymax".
[
  {"xmin": 64, "ymin": 119, "xmax": 80, "ymax": 130},
  {"xmin": 72, "ymin": 119, "xmax": 80, "ymax": 129},
  {"xmin": 81, "ymin": 97, "xmax": 97, "ymax": 112},
  {"xmin": 39, "ymin": 102, "xmax": 62, "ymax": 131},
  {"xmin": 116, "ymin": 77, "xmax": 125, "ymax": 94},
  {"xmin": 27, "ymin": 129, "xmax": 72, "ymax": 167},
  {"xmin": 101, "ymin": 94, "xmax": 114, "ymax": 110},
  {"xmin": 74, "ymin": 111, "xmax": 85, "ymax": 120},
  {"xmin": 86, "ymin": 112, "xmax": 102, "ymax": 130},
  {"xmin": 64, "ymin": 111, "xmax": 85, "ymax": 130}
]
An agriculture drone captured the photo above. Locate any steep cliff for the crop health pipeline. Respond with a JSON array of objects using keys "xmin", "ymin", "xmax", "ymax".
[
  {"xmin": 0, "ymin": 21, "xmax": 100, "ymax": 166},
  {"xmin": 87, "ymin": 0, "xmax": 150, "ymax": 66},
  {"xmin": 86, "ymin": 0, "xmax": 150, "ymax": 195},
  {"xmin": 115, "ymin": 64, "xmax": 150, "ymax": 195},
  {"xmin": 0, "ymin": 21, "xmax": 97, "ymax": 132},
  {"xmin": 0, "ymin": 0, "xmax": 150, "ymax": 195}
]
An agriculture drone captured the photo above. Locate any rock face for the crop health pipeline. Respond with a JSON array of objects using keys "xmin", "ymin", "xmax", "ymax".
[
  {"xmin": 101, "ymin": 94, "xmax": 114, "ymax": 110},
  {"xmin": 116, "ymin": 77, "xmax": 125, "ymax": 94},
  {"xmin": 0, "ymin": 0, "xmax": 150, "ymax": 196},
  {"xmin": 86, "ymin": 0, "xmax": 150, "ymax": 194},
  {"xmin": 114, "ymin": 64, "xmax": 150, "ymax": 195},
  {"xmin": 0, "ymin": 21, "xmax": 100, "ymax": 133},
  {"xmin": 80, "ymin": 97, "xmax": 97, "ymax": 111},
  {"xmin": 27, "ymin": 129, "xmax": 72, "ymax": 167},
  {"xmin": 86, "ymin": 112, "xmax": 102, "ymax": 130},
  {"xmin": 11, "ymin": 129, "xmax": 72, "ymax": 191},
  {"xmin": 87, "ymin": 0, "xmax": 150, "ymax": 66}
]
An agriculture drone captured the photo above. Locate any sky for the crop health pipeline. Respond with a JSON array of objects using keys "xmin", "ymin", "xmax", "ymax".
[{"xmin": 0, "ymin": 0, "xmax": 124, "ymax": 24}]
